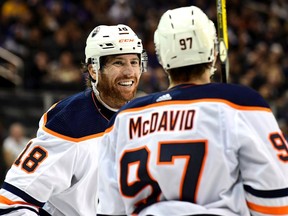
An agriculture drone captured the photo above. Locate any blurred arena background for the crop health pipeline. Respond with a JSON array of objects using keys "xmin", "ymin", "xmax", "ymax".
[{"xmin": 0, "ymin": 0, "xmax": 287, "ymax": 180}]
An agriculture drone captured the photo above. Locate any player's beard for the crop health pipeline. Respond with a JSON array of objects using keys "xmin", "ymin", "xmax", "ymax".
[{"xmin": 97, "ymin": 74, "xmax": 138, "ymax": 109}]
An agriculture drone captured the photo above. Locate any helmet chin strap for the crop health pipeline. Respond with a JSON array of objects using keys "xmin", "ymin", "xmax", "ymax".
[
  {"xmin": 210, "ymin": 65, "xmax": 217, "ymax": 77},
  {"xmin": 90, "ymin": 57, "xmax": 120, "ymax": 112},
  {"xmin": 209, "ymin": 49, "xmax": 218, "ymax": 76},
  {"xmin": 91, "ymin": 81, "xmax": 119, "ymax": 112}
]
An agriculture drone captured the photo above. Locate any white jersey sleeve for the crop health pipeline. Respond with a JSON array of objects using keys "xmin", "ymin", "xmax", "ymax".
[
  {"xmin": 0, "ymin": 115, "xmax": 79, "ymax": 214},
  {"xmin": 0, "ymin": 89, "xmax": 113, "ymax": 216},
  {"xmin": 237, "ymin": 110, "xmax": 288, "ymax": 216}
]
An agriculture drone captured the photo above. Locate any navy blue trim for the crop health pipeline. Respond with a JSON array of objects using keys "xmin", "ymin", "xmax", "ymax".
[
  {"xmin": 45, "ymin": 89, "xmax": 112, "ymax": 139},
  {"xmin": 39, "ymin": 208, "xmax": 52, "ymax": 216},
  {"xmin": 2, "ymin": 182, "xmax": 45, "ymax": 207},
  {"xmin": 0, "ymin": 206, "xmax": 38, "ymax": 215},
  {"xmin": 110, "ymin": 83, "xmax": 271, "ymax": 128},
  {"xmin": 244, "ymin": 185, "xmax": 288, "ymax": 198}
]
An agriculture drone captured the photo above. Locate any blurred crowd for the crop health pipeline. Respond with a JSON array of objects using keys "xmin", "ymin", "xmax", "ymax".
[
  {"xmin": 0, "ymin": 0, "xmax": 287, "ymax": 182},
  {"xmin": 0, "ymin": 121, "xmax": 31, "ymax": 184}
]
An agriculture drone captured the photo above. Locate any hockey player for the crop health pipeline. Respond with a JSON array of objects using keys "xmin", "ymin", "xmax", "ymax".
[
  {"xmin": 0, "ymin": 24, "xmax": 147, "ymax": 215},
  {"xmin": 97, "ymin": 6, "xmax": 288, "ymax": 216}
]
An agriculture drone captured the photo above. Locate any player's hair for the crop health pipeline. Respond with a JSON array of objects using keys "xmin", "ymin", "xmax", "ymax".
[
  {"xmin": 82, "ymin": 56, "xmax": 109, "ymax": 88},
  {"xmin": 168, "ymin": 62, "xmax": 212, "ymax": 83}
]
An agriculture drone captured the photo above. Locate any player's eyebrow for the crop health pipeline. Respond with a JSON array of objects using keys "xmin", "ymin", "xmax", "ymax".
[{"xmin": 113, "ymin": 56, "xmax": 139, "ymax": 61}]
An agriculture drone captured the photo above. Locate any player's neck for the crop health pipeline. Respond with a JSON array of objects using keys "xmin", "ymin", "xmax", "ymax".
[{"xmin": 169, "ymin": 73, "xmax": 211, "ymax": 89}]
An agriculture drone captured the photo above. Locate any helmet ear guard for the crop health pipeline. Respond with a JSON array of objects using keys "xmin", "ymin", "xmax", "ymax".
[{"xmin": 154, "ymin": 6, "xmax": 217, "ymax": 70}]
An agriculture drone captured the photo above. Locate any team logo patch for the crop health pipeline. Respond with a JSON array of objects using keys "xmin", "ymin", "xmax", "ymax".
[{"xmin": 92, "ymin": 26, "xmax": 101, "ymax": 37}]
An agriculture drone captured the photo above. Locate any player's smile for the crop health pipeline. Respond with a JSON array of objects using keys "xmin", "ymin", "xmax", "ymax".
[
  {"xmin": 116, "ymin": 78, "xmax": 137, "ymax": 98},
  {"xmin": 118, "ymin": 80, "xmax": 134, "ymax": 87}
]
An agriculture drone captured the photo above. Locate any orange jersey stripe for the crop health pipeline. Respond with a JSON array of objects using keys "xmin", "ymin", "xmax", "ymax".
[
  {"xmin": 105, "ymin": 98, "xmax": 271, "ymax": 136},
  {"xmin": 105, "ymin": 126, "xmax": 114, "ymax": 133},
  {"xmin": 119, "ymin": 98, "xmax": 272, "ymax": 115},
  {"xmin": 0, "ymin": 195, "xmax": 38, "ymax": 208},
  {"xmin": 247, "ymin": 201, "xmax": 288, "ymax": 215}
]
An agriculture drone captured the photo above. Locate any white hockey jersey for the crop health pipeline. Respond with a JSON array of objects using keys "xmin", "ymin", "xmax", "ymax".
[
  {"xmin": 0, "ymin": 89, "xmax": 115, "ymax": 216},
  {"xmin": 97, "ymin": 83, "xmax": 288, "ymax": 216}
]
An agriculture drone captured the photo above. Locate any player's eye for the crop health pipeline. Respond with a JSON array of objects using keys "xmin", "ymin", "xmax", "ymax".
[
  {"xmin": 113, "ymin": 61, "xmax": 124, "ymax": 66},
  {"xmin": 131, "ymin": 60, "xmax": 140, "ymax": 66}
]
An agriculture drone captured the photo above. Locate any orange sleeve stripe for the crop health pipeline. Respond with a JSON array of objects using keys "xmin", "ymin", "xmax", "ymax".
[
  {"xmin": 120, "ymin": 99, "xmax": 271, "ymax": 114},
  {"xmin": 104, "ymin": 125, "xmax": 114, "ymax": 133},
  {"xmin": 42, "ymin": 112, "xmax": 104, "ymax": 142},
  {"xmin": 247, "ymin": 201, "xmax": 288, "ymax": 215},
  {"xmin": 0, "ymin": 195, "xmax": 38, "ymax": 208}
]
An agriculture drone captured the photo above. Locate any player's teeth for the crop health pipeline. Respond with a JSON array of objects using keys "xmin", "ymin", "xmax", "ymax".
[{"xmin": 119, "ymin": 81, "xmax": 133, "ymax": 86}]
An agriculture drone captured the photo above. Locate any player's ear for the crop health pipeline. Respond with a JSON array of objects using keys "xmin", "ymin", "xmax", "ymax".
[{"xmin": 88, "ymin": 64, "xmax": 97, "ymax": 80}]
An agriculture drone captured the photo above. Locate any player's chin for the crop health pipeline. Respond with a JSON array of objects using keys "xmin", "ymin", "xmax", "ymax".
[{"xmin": 118, "ymin": 88, "xmax": 137, "ymax": 101}]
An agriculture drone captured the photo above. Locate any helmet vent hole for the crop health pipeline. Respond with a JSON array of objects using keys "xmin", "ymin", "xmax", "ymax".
[
  {"xmin": 208, "ymin": 57, "xmax": 211, "ymax": 61},
  {"xmin": 120, "ymin": 48, "xmax": 123, "ymax": 50}
]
